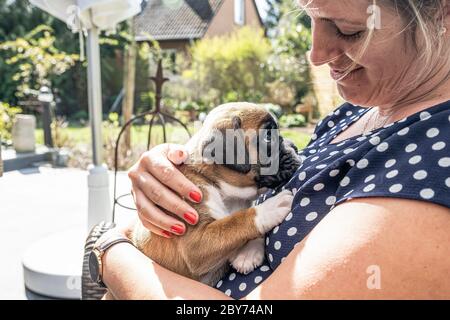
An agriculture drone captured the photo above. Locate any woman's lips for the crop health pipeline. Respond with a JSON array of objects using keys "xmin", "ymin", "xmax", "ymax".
[{"xmin": 330, "ymin": 66, "xmax": 364, "ymax": 81}]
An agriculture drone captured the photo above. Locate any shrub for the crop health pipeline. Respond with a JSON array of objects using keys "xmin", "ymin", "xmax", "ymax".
[
  {"xmin": 260, "ymin": 103, "xmax": 283, "ymax": 119},
  {"xmin": 279, "ymin": 114, "xmax": 307, "ymax": 128},
  {"xmin": 0, "ymin": 101, "xmax": 22, "ymax": 142},
  {"xmin": 184, "ymin": 27, "xmax": 272, "ymax": 107}
]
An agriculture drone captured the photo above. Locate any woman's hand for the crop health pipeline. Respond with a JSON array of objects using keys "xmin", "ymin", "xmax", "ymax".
[{"xmin": 128, "ymin": 143, "xmax": 203, "ymax": 238}]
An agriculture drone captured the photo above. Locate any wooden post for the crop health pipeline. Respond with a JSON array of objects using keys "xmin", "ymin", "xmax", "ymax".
[{"xmin": 122, "ymin": 19, "xmax": 137, "ymax": 156}]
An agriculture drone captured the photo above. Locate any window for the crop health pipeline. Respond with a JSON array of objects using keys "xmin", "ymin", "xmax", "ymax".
[{"xmin": 234, "ymin": 0, "xmax": 245, "ymax": 25}]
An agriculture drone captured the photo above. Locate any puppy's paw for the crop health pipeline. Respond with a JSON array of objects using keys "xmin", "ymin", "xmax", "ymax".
[
  {"xmin": 254, "ymin": 189, "xmax": 293, "ymax": 234},
  {"xmin": 230, "ymin": 238, "xmax": 265, "ymax": 274}
]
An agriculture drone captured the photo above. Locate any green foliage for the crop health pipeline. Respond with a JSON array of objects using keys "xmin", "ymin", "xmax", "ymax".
[
  {"xmin": 184, "ymin": 27, "xmax": 272, "ymax": 106},
  {"xmin": 279, "ymin": 114, "xmax": 307, "ymax": 128},
  {"xmin": 0, "ymin": 101, "xmax": 22, "ymax": 141},
  {"xmin": 0, "ymin": 25, "xmax": 79, "ymax": 99}
]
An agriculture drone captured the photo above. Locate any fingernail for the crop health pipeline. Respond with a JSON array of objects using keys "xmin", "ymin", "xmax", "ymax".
[
  {"xmin": 178, "ymin": 150, "xmax": 185, "ymax": 158},
  {"xmin": 189, "ymin": 191, "xmax": 202, "ymax": 203},
  {"xmin": 170, "ymin": 225, "xmax": 185, "ymax": 235},
  {"xmin": 184, "ymin": 212, "xmax": 198, "ymax": 225},
  {"xmin": 162, "ymin": 231, "xmax": 172, "ymax": 238}
]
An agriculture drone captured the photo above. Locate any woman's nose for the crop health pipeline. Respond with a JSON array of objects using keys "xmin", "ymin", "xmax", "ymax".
[{"xmin": 309, "ymin": 24, "xmax": 342, "ymax": 67}]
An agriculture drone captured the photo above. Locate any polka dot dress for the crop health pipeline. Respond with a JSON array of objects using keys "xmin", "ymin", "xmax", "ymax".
[{"xmin": 215, "ymin": 100, "xmax": 450, "ymax": 299}]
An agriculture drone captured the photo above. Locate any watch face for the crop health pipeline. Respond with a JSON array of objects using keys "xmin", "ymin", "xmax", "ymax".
[{"xmin": 89, "ymin": 250, "xmax": 100, "ymax": 283}]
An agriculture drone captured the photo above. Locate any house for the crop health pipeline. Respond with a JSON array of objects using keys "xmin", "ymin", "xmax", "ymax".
[{"xmin": 134, "ymin": 0, "xmax": 264, "ymax": 51}]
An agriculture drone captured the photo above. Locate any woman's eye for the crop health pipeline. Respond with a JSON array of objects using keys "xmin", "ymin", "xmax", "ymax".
[{"xmin": 335, "ymin": 27, "xmax": 364, "ymax": 41}]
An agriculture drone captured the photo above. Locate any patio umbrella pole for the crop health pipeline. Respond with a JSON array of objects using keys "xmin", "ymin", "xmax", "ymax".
[{"xmin": 86, "ymin": 25, "xmax": 112, "ymax": 231}]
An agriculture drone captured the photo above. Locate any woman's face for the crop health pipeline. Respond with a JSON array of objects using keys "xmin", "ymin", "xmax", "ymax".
[{"xmin": 300, "ymin": 0, "xmax": 447, "ymax": 107}]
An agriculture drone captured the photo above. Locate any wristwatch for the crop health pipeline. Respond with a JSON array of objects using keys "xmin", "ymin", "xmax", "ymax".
[{"xmin": 88, "ymin": 231, "xmax": 134, "ymax": 288}]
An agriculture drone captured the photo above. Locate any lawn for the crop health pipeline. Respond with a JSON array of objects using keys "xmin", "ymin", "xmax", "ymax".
[{"xmin": 36, "ymin": 125, "xmax": 311, "ymax": 150}]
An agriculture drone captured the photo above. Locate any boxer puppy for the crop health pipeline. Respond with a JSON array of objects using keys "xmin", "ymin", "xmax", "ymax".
[{"xmin": 129, "ymin": 102, "xmax": 301, "ymax": 286}]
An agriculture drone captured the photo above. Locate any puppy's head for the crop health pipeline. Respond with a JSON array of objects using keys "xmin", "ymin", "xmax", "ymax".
[{"xmin": 187, "ymin": 102, "xmax": 302, "ymax": 190}]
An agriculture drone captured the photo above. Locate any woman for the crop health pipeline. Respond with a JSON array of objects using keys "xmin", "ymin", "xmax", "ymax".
[{"xmin": 99, "ymin": 0, "xmax": 450, "ymax": 299}]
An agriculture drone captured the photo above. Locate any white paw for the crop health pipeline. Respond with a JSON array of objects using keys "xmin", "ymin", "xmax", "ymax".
[
  {"xmin": 254, "ymin": 190, "xmax": 293, "ymax": 234},
  {"xmin": 230, "ymin": 238, "xmax": 265, "ymax": 274}
]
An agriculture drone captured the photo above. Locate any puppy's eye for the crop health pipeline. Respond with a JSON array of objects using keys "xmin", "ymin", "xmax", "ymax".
[{"xmin": 263, "ymin": 130, "xmax": 272, "ymax": 143}]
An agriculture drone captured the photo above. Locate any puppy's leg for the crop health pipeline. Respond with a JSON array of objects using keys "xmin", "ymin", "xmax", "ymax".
[
  {"xmin": 229, "ymin": 238, "xmax": 265, "ymax": 274},
  {"xmin": 181, "ymin": 190, "xmax": 293, "ymax": 278}
]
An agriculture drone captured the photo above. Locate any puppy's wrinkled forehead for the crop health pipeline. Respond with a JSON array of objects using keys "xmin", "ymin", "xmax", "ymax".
[{"xmin": 203, "ymin": 102, "xmax": 275, "ymax": 130}]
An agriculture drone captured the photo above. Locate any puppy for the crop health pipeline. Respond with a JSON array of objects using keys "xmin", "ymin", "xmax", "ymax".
[{"xmin": 129, "ymin": 102, "xmax": 301, "ymax": 286}]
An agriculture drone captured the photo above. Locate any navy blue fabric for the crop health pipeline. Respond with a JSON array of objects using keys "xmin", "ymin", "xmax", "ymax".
[{"xmin": 215, "ymin": 101, "xmax": 450, "ymax": 299}]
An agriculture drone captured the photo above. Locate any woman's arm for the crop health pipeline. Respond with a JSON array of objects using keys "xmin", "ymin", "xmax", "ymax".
[{"xmin": 103, "ymin": 197, "xmax": 450, "ymax": 299}]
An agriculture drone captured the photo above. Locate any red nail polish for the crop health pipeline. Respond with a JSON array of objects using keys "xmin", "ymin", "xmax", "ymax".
[
  {"xmin": 171, "ymin": 225, "xmax": 185, "ymax": 235},
  {"xmin": 184, "ymin": 212, "xmax": 198, "ymax": 225},
  {"xmin": 162, "ymin": 231, "xmax": 172, "ymax": 238},
  {"xmin": 189, "ymin": 191, "xmax": 202, "ymax": 203}
]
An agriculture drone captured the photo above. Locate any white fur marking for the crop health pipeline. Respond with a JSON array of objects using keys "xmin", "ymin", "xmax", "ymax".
[{"xmin": 254, "ymin": 190, "xmax": 294, "ymax": 234}]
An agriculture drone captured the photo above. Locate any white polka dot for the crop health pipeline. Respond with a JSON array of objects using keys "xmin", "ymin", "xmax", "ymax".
[
  {"xmin": 386, "ymin": 170, "xmax": 399, "ymax": 178},
  {"xmin": 426, "ymin": 128, "xmax": 439, "ymax": 138},
  {"xmin": 405, "ymin": 143, "xmax": 417, "ymax": 153},
  {"xmin": 273, "ymin": 226, "xmax": 279, "ymax": 234},
  {"xmin": 438, "ymin": 157, "xmax": 450, "ymax": 167},
  {"xmin": 287, "ymin": 227, "xmax": 297, "ymax": 236},
  {"xmin": 328, "ymin": 169, "xmax": 339, "ymax": 178},
  {"xmin": 445, "ymin": 178, "xmax": 450, "ymax": 188},
  {"xmin": 432, "ymin": 142, "xmax": 446, "ymax": 151},
  {"xmin": 364, "ymin": 174, "xmax": 375, "ymax": 183},
  {"xmin": 238, "ymin": 282, "xmax": 247, "ymax": 291},
  {"xmin": 346, "ymin": 111, "xmax": 353, "ymax": 116},
  {"xmin": 420, "ymin": 188, "xmax": 435, "ymax": 199},
  {"xmin": 328, "ymin": 121, "xmax": 335, "ymax": 128},
  {"xmin": 376, "ymin": 142, "xmax": 389, "ymax": 152},
  {"xmin": 254, "ymin": 276, "xmax": 263, "ymax": 284},
  {"xmin": 268, "ymin": 254, "xmax": 273, "ymax": 262},
  {"xmin": 347, "ymin": 159, "xmax": 355, "ymax": 167},
  {"xmin": 399, "ymin": 117, "xmax": 408, "ymax": 123},
  {"xmin": 266, "ymin": 237, "xmax": 270, "ymax": 245},
  {"xmin": 274, "ymin": 241, "xmax": 281, "ymax": 250},
  {"xmin": 309, "ymin": 149, "xmax": 317, "ymax": 154},
  {"xmin": 356, "ymin": 159, "xmax": 369, "ymax": 169},
  {"xmin": 385, "ymin": 159, "xmax": 396, "ymax": 168},
  {"xmin": 420, "ymin": 111, "xmax": 431, "ymax": 121},
  {"xmin": 413, "ymin": 170, "xmax": 428, "ymax": 180},
  {"xmin": 285, "ymin": 212, "xmax": 293, "ymax": 222},
  {"xmin": 340, "ymin": 176, "xmax": 351, "ymax": 187},
  {"xmin": 225, "ymin": 289, "xmax": 232, "ymax": 296},
  {"xmin": 300, "ymin": 197, "xmax": 310, "ymax": 207},
  {"xmin": 363, "ymin": 184, "xmax": 376, "ymax": 192},
  {"xmin": 316, "ymin": 164, "xmax": 327, "ymax": 170},
  {"xmin": 397, "ymin": 127, "xmax": 409, "ymax": 136},
  {"xmin": 313, "ymin": 183, "xmax": 325, "ymax": 191},
  {"xmin": 326, "ymin": 196, "xmax": 336, "ymax": 205},
  {"xmin": 343, "ymin": 148, "xmax": 355, "ymax": 154},
  {"xmin": 260, "ymin": 265, "xmax": 270, "ymax": 272},
  {"xmin": 310, "ymin": 156, "xmax": 320, "ymax": 162},
  {"xmin": 229, "ymin": 273, "xmax": 236, "ymax": 281},
  {"xmin": 216, "ymin": 280, "xmax": 223, "ymax": 288},
  {"xmin": 334, "ymin": 110, "xmax": 341, "ymax": 116},
  {"xmin": 389, "ymin": 184, "xmax": 403, "ymax": 193},
  {"xmin": 369, "ymin": 136, "xmax": 381, "ymax": 145},
  {"xmin": 311, "ymin": 133, "xmax": 317, "ymax": 140},
  {"xmin": 305, "ymin": 212, "xmax": 318, "ymax": 221},
  {"xmin": 299, "ymin": 171, "xmax": 306, "ymax": 181},
  {"xmin": 409, "ymin": 155, "xmax": 422, "ymax": 165},
  {"xmin": 357, "ymin": 136, "xmax": 367, "ymax": 142},
  {"xmin": 337, "ymin": 141, "xmax": 346, "ymax": 147}
]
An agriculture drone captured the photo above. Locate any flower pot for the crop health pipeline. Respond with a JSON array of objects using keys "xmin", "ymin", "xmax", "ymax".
[{"xmin": 12, "ymin": 114, "xmax": 36, "ymax": 153}]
